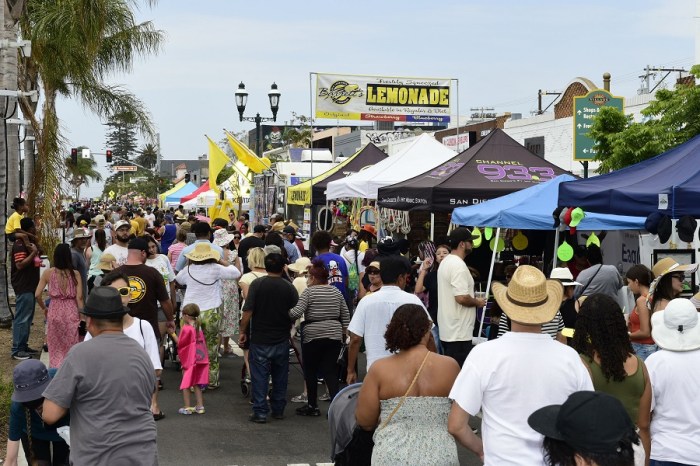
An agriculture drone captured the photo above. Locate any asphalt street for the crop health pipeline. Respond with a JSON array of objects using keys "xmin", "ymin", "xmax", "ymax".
[{"xmin": 155, "ymin": 348, "xmax": 483, "ymax": 466}]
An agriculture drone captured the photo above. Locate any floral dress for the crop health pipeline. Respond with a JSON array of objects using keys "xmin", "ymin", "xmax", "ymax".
[
  {"xmin": 220, "ymin": 249, "xmax": 241, "ymax": 338},
  {"xmin": 46, "ymin": 269, "xmax": 79, "ymax": 368}
]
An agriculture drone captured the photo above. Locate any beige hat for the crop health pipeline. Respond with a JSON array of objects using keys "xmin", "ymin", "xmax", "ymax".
[
  {"xmin": 184, "ymin": 242, "xmax": 221, "ymax": 262},
  {"xmin": 70, "ymin": 228, "xmax": 92, "ymax": 242},
  {"xmin": 98, "ymin": 253, "xmax": 116, "ymax": 271},
  {"xmin": 492, "ymin": 265, "xmax": 563, "ymax": 325},
  {"xmin": 271, "ymin": 221, "xmax": 285, "ymax": 232},
  {"xmin": 94, "ymin": 214, "xmax": 106, "ymax": 224},
  {"xmin": 180, "ymin": 222, "xmax": 192, "ymax": 232},
  {"xmin": 288, "ymin": 257, "xmax": 311, "ymax": 274},
  {"xmin": 652, "ymin": 257, "xmax": 698, "ymax": 279}
]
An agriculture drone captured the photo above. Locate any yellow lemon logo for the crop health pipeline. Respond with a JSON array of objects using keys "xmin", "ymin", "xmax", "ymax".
[{"xmin": 128, "ymin": 276, "xmax": 147, "ymax": 303}]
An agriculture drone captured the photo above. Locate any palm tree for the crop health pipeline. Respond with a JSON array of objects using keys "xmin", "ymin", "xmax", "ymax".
[
  {"xmin": 64, "ymin": 153, "xmax": 103, "ymax": 200},
  {"xmin": 15, "ymin": 0, "xmax": 163, "ymax": 250},
  {"xmin": 136, "ymin": 142, "xmax": 158, "ymax": 169}
]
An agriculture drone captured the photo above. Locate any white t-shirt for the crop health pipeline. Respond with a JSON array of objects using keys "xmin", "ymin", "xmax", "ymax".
[
  {"xmin": 348, "ymin": 285, "xmax": 427, "ymax": 370},
  {"xmin": 449, "ymin": 332, "xmax": 593, "ymax": 466},
  {"xmin": 145, "ymin": 213, "xmax": 155, "ymax": 228},
  {"xmin": 85, "ymin": 317, "xmax": 162, "ymax": 370},
  {"xmin": 646, "ymin": 349, "xmax": 700, "ymax": 464},
  {"xmin": 176, "ymin": 263, "xmax": 241, "ymax": 310},
  {"xmin": 146, "ymin": 254, "xmax": 176, "ymax": 289},
  {"xmin": 437, "ymin": 254, "xmax": 476, "ymax": 342},
  {"xmin": 103, "ymin": 243, "xmax": 128, "ymax": 268}
]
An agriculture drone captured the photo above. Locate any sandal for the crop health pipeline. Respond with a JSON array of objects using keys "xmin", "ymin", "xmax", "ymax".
[
  {"xmin": 194, "ymin": 406, "xmax": 205, "ymax": 414},
  {"xmin": 153, "ymin": 411, "xmax": 166, "ymax": 420},
  {"xmin": 178, "ymin": 407, "xmax": 194, "ymax": 415}
]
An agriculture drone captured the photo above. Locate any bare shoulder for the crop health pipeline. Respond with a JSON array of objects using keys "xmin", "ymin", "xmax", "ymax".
[{"xmin": 430, "ymin": 352, "xmax": 461, "ymax": 375}]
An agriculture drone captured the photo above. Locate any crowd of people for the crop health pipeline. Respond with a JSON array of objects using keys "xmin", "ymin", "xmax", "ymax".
[{"xmin": 4, "ymin": 200, "xmax": 700, "ymax": 465}]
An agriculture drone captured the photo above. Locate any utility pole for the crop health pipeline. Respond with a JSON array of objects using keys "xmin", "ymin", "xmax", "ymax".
[{"xmin": 638, "ymin": 66, "xmax": 688, "ymax": 94}]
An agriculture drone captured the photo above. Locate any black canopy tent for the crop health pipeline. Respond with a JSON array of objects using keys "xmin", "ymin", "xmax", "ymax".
[{"xmin": 377, "ymin": 129, "xmax": 571, "ymax": 212}]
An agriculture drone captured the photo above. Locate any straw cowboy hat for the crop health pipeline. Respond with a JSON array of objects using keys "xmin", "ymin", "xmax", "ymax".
[
  {"xmin": 288, "ymin": 257, "xmax": 312, "ymax": 274},
  {"xmin": 651, "ymin": 298, "xmax": 700, "ymax": 351},
  {"xmin": 492, "ymin": 265, "xmax": 563, "ymax": 325},
  {"xmin": 184, "ymin": 242, "xmax": 221, "ymax": 262}
]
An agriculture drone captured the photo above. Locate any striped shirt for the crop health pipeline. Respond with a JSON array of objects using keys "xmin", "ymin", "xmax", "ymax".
[
  {"xmin": 497, "ymin": 310, "xmax": 565, "ymax": 340},
  {"xmin": 289, "ymin": 285, "xmax": 350, "ymax": 344}
]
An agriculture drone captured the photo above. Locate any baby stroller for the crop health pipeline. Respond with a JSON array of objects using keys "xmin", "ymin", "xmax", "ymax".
[
  {"xmin": 240, "ymin": 335, "xmax": 304, "ymax": 397},
  {"xmin": 328, "ymin": 383, "xmax": 373, "ymax": 466}
]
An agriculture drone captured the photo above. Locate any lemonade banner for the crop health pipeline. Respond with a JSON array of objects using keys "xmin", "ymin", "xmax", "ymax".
[{"xmin": 315, "ymin": 73, "xmax": 452, "ymax": 123}]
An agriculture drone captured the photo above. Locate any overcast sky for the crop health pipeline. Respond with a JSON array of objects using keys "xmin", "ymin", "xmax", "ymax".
[{"xmin": 56, "ymin": 0, "xmax": 697, "ymax": 198}]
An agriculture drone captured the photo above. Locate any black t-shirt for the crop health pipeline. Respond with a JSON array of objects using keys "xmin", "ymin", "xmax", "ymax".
[
  {"xmin": 237, "ymin": 236, "xmax": 266, "ymax": 273},
  {"xmin": 10, "ymin": 241, "xmax": 40, "ymax": 294},
  {"xmin": 243, "ymin": 276, "xmax": 298, "ymax": 345},
  {"xmin": 116, "ymin": 264, "xmax": 169, "ymax": 338},
  {"xmin": 423, "ymin": 270, "xmax": 439, "ymax": 322}
]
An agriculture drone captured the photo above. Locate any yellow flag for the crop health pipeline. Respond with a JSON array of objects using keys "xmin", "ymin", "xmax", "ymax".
[
  {"xmin": 206, "ymin": 136, "xmax": 232, "ymax": 193},
  {"xmin": 225, "ymin": 131, "xmax": 271, "ymax": 174}
]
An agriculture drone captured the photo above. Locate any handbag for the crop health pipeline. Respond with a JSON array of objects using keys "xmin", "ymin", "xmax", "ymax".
[{"xmin": 379, "ymin": 350, "xmax": 430, "ymax": 429}]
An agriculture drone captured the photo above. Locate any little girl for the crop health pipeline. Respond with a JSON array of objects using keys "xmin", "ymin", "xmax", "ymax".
[{"xmin": 173, "ymin": 303, "xmax": 209, "ymax": 414}]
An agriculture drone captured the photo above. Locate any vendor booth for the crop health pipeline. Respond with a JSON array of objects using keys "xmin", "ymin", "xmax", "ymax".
[
  {"xmin": 180, "ymin": 181, "xmax": 210, "ymax": 204},
  {"xmin": 163, "ymin": 181, "xmax": 198, "ymax": 206}
]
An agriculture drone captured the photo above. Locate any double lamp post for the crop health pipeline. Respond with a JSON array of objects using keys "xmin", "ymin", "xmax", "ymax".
[{"xmin": 234, "ymin": 82, "xmax": 281, "ymax": 157}]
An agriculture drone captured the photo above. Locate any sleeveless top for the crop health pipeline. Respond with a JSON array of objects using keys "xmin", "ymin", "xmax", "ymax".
[
  {"xmin": 629, "ymin": 306, "xmax": 655, "ymax": 344},
  {"xmin": 582, "ymin": 355, "xmax": 645, "ymax": 423},
  {"xmin": 88, "ymin": 245, "xmax": 104, "ymax": 278}
]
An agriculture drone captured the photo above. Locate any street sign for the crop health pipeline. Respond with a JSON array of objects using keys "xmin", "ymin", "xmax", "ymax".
[
  {"xmin": 108, "ymin": 190, "xmax": 115, "ymax": 198},
  {"xmin": 114, "ymin": 165, "xmax": 137, "ymax": 172},
  {"xmin": 573, "ymin": 89, "xmax": 624, "ymax": 161},
  {"xmin": 81, "ymin": 148, "xmax": 91, "ymax": 159}
]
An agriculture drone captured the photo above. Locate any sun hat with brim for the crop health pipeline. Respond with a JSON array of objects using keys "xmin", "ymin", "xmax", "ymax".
[
  {"xmin": 184, "ymin": 242, "xmax": 221, "ymax": 262},
  {"xmin": 549, "ymin": 267, "xmax": 582, "ymax": 287},
  {"xmin": 288, "ymin": 257, "xmax": 311, "ymax": 274},
  {"xmin": 12, "ymin": 359, "xmax": 51, "ymax": 403},
  {"xmin": 651, "ymin": 257, "xmax": 698, "ymax": 279},
  {"xmin": 98, "ymin": 253, "xmax": 116, "ymax": 271},
  {"xmin": 528, "ymin": 391, "xmax": 635, "ymax": 455},
  {"xmin": 70, "ymin": 228, "xmax": 92, "ymax": 241},
  {"xmin": 81, "ymin": 286, "xmax": 130, "ymax": 319},
  {"xmin": 492, "ymin": 265, "xmax": 563, "ymax": 325},
  {"xmin": 271, "ymin": 221, "xmax": 285, "ymax": 232},
  {"xmin": 212, "ymin": 228, "xmax": 235, "ymax": 247},
  {"xmin": 651, "ymin": 298, "xmax": 700, "ymax": 351}
]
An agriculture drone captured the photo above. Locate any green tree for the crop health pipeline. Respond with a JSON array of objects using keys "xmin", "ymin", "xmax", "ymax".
[
  {"xmin": 16, "ymin": 0, "xmax": 163, "ymax": 252},
  {"xmin": 105, "ymin": 110, "xmax": 140, "ymax": 163},
  {"xmin": 282, "ymin": 112, "xmax": 313, "ymax": 149},
  {"xmin": 592, "ymin": 66, "xmax": 700, "ymax": 173},
  {"xmin": 136, "ymin": 142, "xmax": 158, "ymax": 169},
  {"xmin": 65, "ymin": 149, "xmax": 103, "ymax": 200}
]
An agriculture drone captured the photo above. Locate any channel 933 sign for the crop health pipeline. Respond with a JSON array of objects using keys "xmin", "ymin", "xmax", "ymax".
[{"xmin": 315, "ymin": 73, "xmax": 452, "ymax": 124}]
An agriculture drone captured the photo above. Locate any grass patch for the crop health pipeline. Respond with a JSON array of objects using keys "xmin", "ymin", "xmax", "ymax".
[{"xmin": 0, "ymin": 374, "xmax": 14, "ymax": 458}]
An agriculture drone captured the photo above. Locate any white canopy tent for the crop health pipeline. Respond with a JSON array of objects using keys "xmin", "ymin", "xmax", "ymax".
[
  {"xmin": 325, "ymin": 133, "xmax": 456, "ymax": 200},
  {"xmin": 181, "ymin": 174, "xmax": 250, "ymax": 210}
]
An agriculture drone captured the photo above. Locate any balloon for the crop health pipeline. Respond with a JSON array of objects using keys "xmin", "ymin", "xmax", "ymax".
[
  {"xmin": 557, "ymin": 241, "xmax": 574, "ymax": 262},
  {"xmin": 586, "ymin": 232, "xmax": 600, "ymax": 248},
  {"xmin": 471, "ymin": 227, "xmax": 482, "ymax": 248},
  {"xmin": 489, "ymin": 237, "xmax": 505, "ymax": 252},
  {"xmin": 484, "ymin": 227, "xmax": 493, "ymax": 240},
  {"xmin": 512, "ymin": 231, "xmax": 528, "ymax": 251}
]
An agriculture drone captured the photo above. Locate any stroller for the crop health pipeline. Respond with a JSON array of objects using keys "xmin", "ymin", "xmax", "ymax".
[{"xmin": 328, "ymin": 383, "xmax": 374, "ymax": 466}]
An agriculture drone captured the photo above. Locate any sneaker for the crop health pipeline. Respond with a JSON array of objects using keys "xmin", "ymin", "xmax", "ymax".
[
  {"xmin": 194, "ymin": 406, "xmax": 205, "ymax": 414},
  {"xmin": 271, "ymin": 412, "xmax": 284, "ymax": 420},
  {"xmin": 291, "ymin": 393, "xmax": 308, "ymax": 403},
  {"xmin": 25, "ymin": 347, "xmax": 40, "ymax": 355},
  {"xmin": 295, "ymin": 404, "xmax": 321, "ymax": 417},
  {"xmin": 319, "ymin": 392, "xmax": 331, "ymax": 402},
  {"xmin": 178, "ymin": 407, "xmax": 194, "ymax": 415},
  {"xmin": 12, "ymin": 352, "xmax": 32, "ymax": 360},
  {"xmin": 248, "ymin": 413, "xmax": 267, "ymax": 423}
]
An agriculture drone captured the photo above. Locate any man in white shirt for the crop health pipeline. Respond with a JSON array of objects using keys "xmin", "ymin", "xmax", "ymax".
[
  {"xmin": 646, "ymin": 298, "xmax": 700, "ymax": 465},
  {"xmin": 102, "ymin": 220, "xmax": 131, "ymax": 267},
  {"xmin": 346, "ymin": 255, "xmax": 434, "ymax": 384},
  {"xmin": 144, "ymin": 207, "xmax": 156, "ymax": 228},
  {"xmin": 447, "ymin": 265, "xmax": 593, "ymax": 465},
  {"xmin": 437, "ymin": 227, "xmax": 486, "ymax": 366}
]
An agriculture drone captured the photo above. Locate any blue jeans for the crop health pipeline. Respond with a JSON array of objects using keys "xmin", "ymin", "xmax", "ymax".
[
  {"xmin": 632, "ymin": 342, "xmax": 658, "ymax": 361},
  {"xmin": 431, "ymin": 325, "xmax": 443, "ymax": 355},
  {"xmin": 249, "ymin": 341, "xmax": 289, "ymax": 418},
  {"xmin": 650, "ymin": 461, "xmax": 694, "ymax": 466},
  {"xmin": 12, "ymin": 293, "xmax": 35, "ymax": 355}
]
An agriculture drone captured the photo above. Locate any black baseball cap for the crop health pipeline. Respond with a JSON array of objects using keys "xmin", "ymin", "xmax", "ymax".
[
  {"xmin": 449, "ymin": 227, "xmax": 473, "ymax": 248},
  {"xmin": 528, "ymin": 391, "xmax": 636, "ymax": 454},
  {"xmin": 253, "ymin": 224, "xmax": 266, "ymax": 233},
  {"xmin": 127, "ymin": 238, "xmax": 149, "ymax": 252},
  {"xmin": 282, "ymin": 225, "xmax": 296, "ymax": 235}
]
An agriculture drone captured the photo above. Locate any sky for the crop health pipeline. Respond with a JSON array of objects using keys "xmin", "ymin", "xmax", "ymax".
[{"xmin": 54, "ymin": 0, "xmax": 697, "ymax": 198}]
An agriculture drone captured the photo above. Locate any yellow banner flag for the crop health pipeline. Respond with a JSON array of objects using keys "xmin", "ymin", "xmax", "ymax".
[
  {"xmin": 206, "ymin": 136, "xmax": 232, "ymax": 193},
  {"xmin": 225, "ymin": 131, "xmax": 271, "ymax": 174}
]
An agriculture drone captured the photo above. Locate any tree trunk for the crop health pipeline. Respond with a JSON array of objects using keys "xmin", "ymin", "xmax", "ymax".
[{"xmin": 0, "ymin": 1, "xmax": 14, "ymax": 322}]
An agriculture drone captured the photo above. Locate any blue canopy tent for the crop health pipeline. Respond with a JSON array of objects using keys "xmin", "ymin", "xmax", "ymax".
[
  {"xmin": 558, "ymin": 134, "xmax": 700, "ymax": 218},
  {"xmin": 164, "ymin": 182, "xmax": 198, "ymax": 205}
]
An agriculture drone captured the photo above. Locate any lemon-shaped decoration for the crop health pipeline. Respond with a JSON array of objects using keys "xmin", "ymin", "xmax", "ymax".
[
  {"xmin": 512, "ymin": 231, "xmax": 528, "ymax": 251},
  {"xmin": 586, "ymin": 232, "xmax": 600, "ymax": 248},
  {"xmin": 489, "ymin": 237, "xmax": 505, "ymax": 252},
  {"xmin": 471, "ymin": 227, "xmax": 482, "ymax": 248},
  {"xmin": 557, "ymin": 241, "xmax": 574, "ymax": 262},
  {"xmin": 484, "ymin": 227, "xmax": 493, "ymax": 240}
]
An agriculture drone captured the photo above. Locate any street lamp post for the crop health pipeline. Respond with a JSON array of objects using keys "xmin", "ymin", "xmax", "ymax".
[{"xmin": 234, "ymin": 82, "xmax": 281, "ymax": 157}]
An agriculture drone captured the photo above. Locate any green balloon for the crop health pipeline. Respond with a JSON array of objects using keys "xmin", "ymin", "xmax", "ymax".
[
  {"xmin": 558, "ymin": 241, "xmax": 574, "ymax": 262},
  {"xmin": 484, "ymin": 227, "xmax": 493, "ymax": 240},
  {"xmin": 471, "ymin": 227, "xmax": 482, "ymax": 248}
]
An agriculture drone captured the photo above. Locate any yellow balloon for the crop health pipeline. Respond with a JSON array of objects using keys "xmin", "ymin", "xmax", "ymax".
[
  {"xmin": 512, "ymin": 231, "xmax": 528, "ymax": 251},
  {"xmin": 489, "ymin": 237, "xmax": 505, "ymax": 252},
  {"xmin": 471, "ymin": 227, "xmax": 482, "ymax": 248},
  {"xmin": 558, "ymin": 241, "xmax": 574, "ymax": 262},
  {"xmin": 484, "ymin": 227, "xmax": 493, "ymax": 240}
]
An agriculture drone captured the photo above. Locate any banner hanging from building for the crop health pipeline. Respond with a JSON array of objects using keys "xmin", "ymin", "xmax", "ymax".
[{"xmin": 315, "ymin": 73, "xmax": 452, "ymax": 123}]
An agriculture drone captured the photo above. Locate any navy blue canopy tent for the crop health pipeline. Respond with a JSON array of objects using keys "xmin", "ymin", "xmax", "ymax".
[{"xmin": 558, "ymin": 134, "xmax": 700, "ymax": 218}]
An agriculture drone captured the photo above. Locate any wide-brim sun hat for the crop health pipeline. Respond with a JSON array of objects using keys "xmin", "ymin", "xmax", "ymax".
[
  {"xmin": 212, "ymin": 228, "xmax": 235, "ymax": 247},
  {"xmin": 184, "ymin": 242, "xmax": 221, "ymax": 262},
  {"xmin": 492, "ymin": 265, "xmax": 563, "ymax": 325},
  {"xmin": 652, "ymin": 257, "xmax": 698, "ymax": 279},
  {"xmin": 271, "ymin": 221, "xmax": 285, "ymax": 232},
  {"xmin": 70, "ymin": 227, "xmax": 92, "ymax": 241},
  {"xmin": 549, "ymin": 267, "xmax": 582, "ymax": 287},
  {"xmin": 98, "ymin": 253, "xmax": 116, "ymax": 271},
  {"xmin": 12, "ymin": 359, "xmax": 51, "ymax": 403},
  {"xmin": 651, "ymin": 298, "xmax": 700, "ymax": 351},
  {"xmin": 288, "ymin": 257, "xmax": 312, "ymax": 274}
]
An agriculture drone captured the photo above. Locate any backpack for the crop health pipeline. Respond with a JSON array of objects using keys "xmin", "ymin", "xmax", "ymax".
[{"xmin": 348, "ymin": 261, "xmax": 359, "ymax": 292}]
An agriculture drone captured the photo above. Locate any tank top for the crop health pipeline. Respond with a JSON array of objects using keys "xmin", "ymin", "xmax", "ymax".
[
  {"xmin": 88, "ymin": 245, "xmax": 104, "ymax": 277},
  {"xmin": 582, "ymin": 355, "xmax": 645, "ymax": 423},
  {"xmin": 628, "ymin": 307, "xmax": 655, "ymax": 344}
]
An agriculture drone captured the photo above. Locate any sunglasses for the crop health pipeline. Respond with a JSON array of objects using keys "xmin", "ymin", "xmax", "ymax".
[
  {"xmin": 115, "ymin": 286, "xmax": 131, "ymax": 297},
  {"xmin": 366, "ymin": 268, "xmax": 380, "ymax": 275},
  {"xmin": 671, "ymin": 273, "xmax": 686, "ymax": 280}
]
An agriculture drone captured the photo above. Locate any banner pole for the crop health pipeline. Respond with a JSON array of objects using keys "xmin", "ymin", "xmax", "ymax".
[
  {"xmin": 476, "ymin": 226, "xmax": 500, "ymax": 345},
  {"xmin": 309, "ymin": 72, "xmax": 315, "ymax": 227},
  {"xmin": 454, "ymin": 78, "xmax": 459, "ymax": 149}
]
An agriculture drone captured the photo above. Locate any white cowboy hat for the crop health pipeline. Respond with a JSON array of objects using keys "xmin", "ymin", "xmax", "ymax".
[
  {"xmin": 492, "ymin": 265, "xmax": 563, "ymax": 325},
  {"xmin": 651, "ymin": 298, "xmax": 700, "ymax": 352}
]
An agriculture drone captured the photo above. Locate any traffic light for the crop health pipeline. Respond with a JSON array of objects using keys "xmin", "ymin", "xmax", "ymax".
[
  {"xmin": 106, "ymin": 150, "xmax": 112, "ymax": 163},
  {"xmin": 70, "ymin": 148, "xmax": 78, "ymax": 165},
  {"xmin": 184, "ymin": 173, "xmax": 190, "ymax": 183}
]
